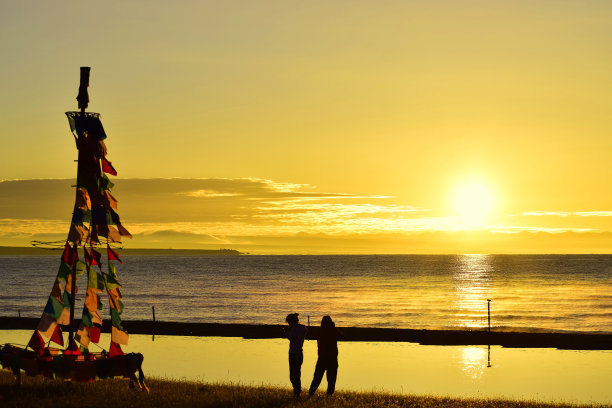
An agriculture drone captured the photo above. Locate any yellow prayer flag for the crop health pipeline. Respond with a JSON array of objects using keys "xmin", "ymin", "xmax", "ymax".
[
  {"xmin": 111, "ymin": 326, "xmax": 129, "ymax": 345},
  {"xmin": 75, "ymin": 324, "xmax": 91, "ymax": 348}
]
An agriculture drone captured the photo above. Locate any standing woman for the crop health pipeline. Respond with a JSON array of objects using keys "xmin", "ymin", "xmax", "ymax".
[{"xmin": 309, "ymin": 315, "xmax": 341, "ymax": 396}]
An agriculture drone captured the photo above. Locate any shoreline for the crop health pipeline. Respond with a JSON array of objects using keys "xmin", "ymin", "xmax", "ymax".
[
  {"xmin": 0, "ymin": 246, "xmax": 243, "ymax": 256},
  {"xmin": 2, "ymin": 317, "xmax": 610, "ymax": 350}
]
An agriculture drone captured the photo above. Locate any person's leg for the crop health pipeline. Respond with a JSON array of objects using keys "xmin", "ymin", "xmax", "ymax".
[
  {"xmin": 309, "ymin": 358, "xmax": 325, "ymax": 396},
  {"xmin": 326, "ymin": 358, "xmax": 338, "ymax": 396},
  {"xmin": 289, "ymin": 352, "xmax": 303, "ymax": 396}
]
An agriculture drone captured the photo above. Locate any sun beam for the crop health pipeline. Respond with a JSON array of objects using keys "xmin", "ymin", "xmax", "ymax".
[{"xmin": 451, "ymin": 180, "xmax": 494, "ymax": 229}]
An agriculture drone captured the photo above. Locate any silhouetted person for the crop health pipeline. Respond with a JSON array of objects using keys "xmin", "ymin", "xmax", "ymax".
[
  {"xmin": 285, "ymin": 313, "xmax": 307, "ymax": 397},
  {"xmin": 309, "ymin": 315, "xmax": 341, "ymax": 396}
]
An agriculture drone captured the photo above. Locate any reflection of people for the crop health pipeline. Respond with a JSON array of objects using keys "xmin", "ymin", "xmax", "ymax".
[
  {"xmin": 285, "ymin": 313, "xmax": 307, "ymax": 397},
  {"xmin": 309, "ymin": 315, "xmax": 341, "ymax": 396}
]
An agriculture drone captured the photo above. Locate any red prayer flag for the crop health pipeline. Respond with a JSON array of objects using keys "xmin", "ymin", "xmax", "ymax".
[
  {"xmin": 91, "ymin": 248, "xmax": 102, "ymax": 266},
  {"xmin": 109, "ymin": 341, "xmax": 125, "ymax": 357},
  {"xmin": 85, "ymin": 247, "xmax": 102, "ymax": 269},
  {"xmin": 84, "ymin": 247, "xmax": 92, "ymax": 265},
  {"xmin": 65, "ymin": 337, "xmax": 81, "ymax": 356},
  {"xmin": 107, "ymin": 245, "xmax": 123, "ymax": 264},
  {"xmin": 50, "ymin": 324, "xmax": 64, "ymax": 347},
  {"xmin": 102, "ymin": 158, "xmax": 117, "ymax": 176},
  {"xmin": 28, "ymin": 331, "xmax": 45, "ymax": 356},
  {"xmin": 61, "ymin": 242, "xmax": 77, "ymax": 266},
  {"xmin": 89, "ymin": 325, "xmax": 101, "ymax": 343}
]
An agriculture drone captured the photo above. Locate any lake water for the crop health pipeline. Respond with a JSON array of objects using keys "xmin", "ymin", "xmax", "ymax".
[
  {"xmin": 1, "ymin": 254, "xmax": 611, "ymax": 333},
  {"xmin": 1, "ymin": 330, "xmax": 611, "ymax": 404}
]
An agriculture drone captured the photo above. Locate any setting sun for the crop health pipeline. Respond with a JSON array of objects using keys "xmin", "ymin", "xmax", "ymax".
[{"xmin": 452, "ymin": 181, "xmax": 494, "ymax": 229}]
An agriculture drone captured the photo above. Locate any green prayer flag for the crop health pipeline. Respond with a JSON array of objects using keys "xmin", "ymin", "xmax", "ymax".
[
  {"xmin": 88, "ymin": 267, "xmax": 105, "ymax": 290},
  {"xmin": 82, "ymin": 308, "xmax": 93, "ymax": 327},
  {"xmin": 62, "ymin": 291, "xmax": 71, "ymax": 308},
  {"xmin": 108, "ymin": 261, "xmax": 118, "ymax": 279},
  {"xmin": 99, "ymin": 173, "xmax": 114, "ymax": 192},
  {"xmin": 76, "ymin": 260, "xmax": 87, "ymax": 276},
  {"xmin": 57, "ymin": 262, "xmax": 72, "ymax": 283},
  {"xmin": 67, "ymin": 114, "xmax": 76, "ymax": 133},
  {"xmin": 44, "ymin": 296, "xmax": 64, "ymax": 320},
  {"xmin": 110, "ymin": 308, "xmax": 124, "ymax": 330}
]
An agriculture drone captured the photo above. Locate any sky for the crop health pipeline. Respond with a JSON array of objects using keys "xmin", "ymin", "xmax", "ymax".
[{"xmin": 1, "ymin": 1, "xmax": 611, "ymax": 253}]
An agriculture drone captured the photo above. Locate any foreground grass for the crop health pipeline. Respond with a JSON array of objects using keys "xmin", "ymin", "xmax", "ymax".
[{"xmin": 0, "ymin": 370, "xmax": 608, "ymax": 408}]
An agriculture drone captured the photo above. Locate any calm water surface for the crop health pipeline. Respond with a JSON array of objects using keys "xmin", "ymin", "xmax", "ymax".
[
  {"xmin": 1, "ymin": 330, "xmax": 610, "ymax": 404},
  {"xmin": 1, "ymin": 254, "xmax": 611, "ymax": 332}
]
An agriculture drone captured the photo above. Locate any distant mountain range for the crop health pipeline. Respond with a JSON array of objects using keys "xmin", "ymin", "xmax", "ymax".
[{"xmin": 0, "ymin": 246, "xmax": 243, "ymax": 256}]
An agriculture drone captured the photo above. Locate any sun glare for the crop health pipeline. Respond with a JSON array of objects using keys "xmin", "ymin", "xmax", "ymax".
[{"xmin": 452, "ymin": 181, "xmax": 494, "ymax": 229}]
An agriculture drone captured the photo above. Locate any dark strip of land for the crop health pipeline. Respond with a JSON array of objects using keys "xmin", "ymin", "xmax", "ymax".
[
  {"xmin": 0, "ymin": 246, "xmax": 242, "ymax": 256},
  {"xmin": 1, "ymin": 317, "xmax": 610, "ymax": 350}
]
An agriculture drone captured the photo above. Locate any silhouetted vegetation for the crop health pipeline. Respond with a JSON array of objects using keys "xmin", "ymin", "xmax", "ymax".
[{"xmin": 0, "ymin": 371, "xmax": 604, "ymax": 408}]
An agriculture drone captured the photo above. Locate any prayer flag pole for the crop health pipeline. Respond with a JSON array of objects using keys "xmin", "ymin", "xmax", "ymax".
[{"xmin": 68, "ymin": 67, "xmax": 90, "ymax": 346}]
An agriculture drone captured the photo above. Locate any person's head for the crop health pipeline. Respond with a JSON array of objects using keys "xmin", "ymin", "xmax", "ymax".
[
  {"xmin": 286, "ymin": 313, "xmax": 299, "ymax": 326},
  {"xmin": 321, "ymin": 315, "xmax": 334, "ymax": 329}
]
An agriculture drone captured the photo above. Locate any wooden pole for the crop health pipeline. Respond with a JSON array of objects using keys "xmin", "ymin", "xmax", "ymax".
[
  {"xmin": 68, "ymin": 243, "xmax": 78, "ymax": 342},
  {"xmin": 152, "ymin": 306, "xmax": 156, "ymax": 341},
  {"xmin": 77, "ymin": 67, "xmax": 90, "ymax": 114},
  {"xmin": 487, "ymin": 299, "xmax": 492, "ymax": 332}
]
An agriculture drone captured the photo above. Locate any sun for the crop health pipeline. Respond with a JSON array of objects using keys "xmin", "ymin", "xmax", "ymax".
[{"xmin": 451, "ymin": 180, "xmax": 494, "ymax": 229}]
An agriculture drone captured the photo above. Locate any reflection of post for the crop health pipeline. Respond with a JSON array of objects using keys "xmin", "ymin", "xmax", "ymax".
[{"xmin": 486, "ymin": 299, "xmax": 492, "ymax": 368}]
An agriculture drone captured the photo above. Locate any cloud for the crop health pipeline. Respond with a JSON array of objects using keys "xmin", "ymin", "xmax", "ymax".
[
  {"xmin": 1, "ymin": 178, "xmax": 611, "ymax": 252},
  {"xmin": 518, "ymin": 211, "xmax": 612, "ymax": 217}
]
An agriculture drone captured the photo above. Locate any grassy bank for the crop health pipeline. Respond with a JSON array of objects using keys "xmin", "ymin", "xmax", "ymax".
[{"xmin": 0, "ymin": 371, "xmax": 607, "ymax": 408}]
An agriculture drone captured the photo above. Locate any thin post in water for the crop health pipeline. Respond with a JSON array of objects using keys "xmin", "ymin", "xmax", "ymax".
[
  {"xmin": 152, "ymin": 305, "xmax": 156, "ymax": 341},
  {"xmin": 487, "ymin": 299, "xmax": 492, "ymax": 332}
]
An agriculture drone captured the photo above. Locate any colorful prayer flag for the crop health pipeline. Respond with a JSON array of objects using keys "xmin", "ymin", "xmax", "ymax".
[
  {"xmin": 107, "ymin": 225, "xmax": 121, "ymax": 242},
  {"xmin": 50, "ymin": 324, "xmax": 64, "ymax": 347},
  {"xmin": 43, "ymin": 296, "xmax": 64, "ymax": 320},
  {"xmin": 65, "ymin": 337, "xmax": 81, "ymax": 356},
  {"xmin": 89, "ymin": 324, "xmax": 101, "ymax": 343},
  {"xmin": 68, "ymin": 224, "xmax": 89, "ymax": 245},
  {"xmin": 84, "ymin": 246, "xmax": 102, "ymax": 269},
  {"xmin": 117, "ymin": 224, "xmax": 133, "ymax": 238},
  {"xmin": 27, "ymin": 331, "xmax": 45, "ymax": 355},
  {"xmin": 111, "ymin": 326, "xmax": 129, "ymax": 346},
  {"xmin": 107, "ymin": 245, "xmax": 123, "ymax": 264},
  {"xmin": 61, "ymin": 241, "xmax": 77, "ymax": 266},
  {"xmin": 37, "ymin": 313, "xmax": 57, "ymax": 338},
  {"xmin": 75, "ymin": 188, "xmax": 91, "ymax": 210},
  {"xmin": 104, "ymin": 190, "xmax": 118, "ymax": 210},
  {"xmin": 109, "ymin": 341, "xmax": 125, "ymax": 357},
  {"xmin": 75, "ymin": 323, "xmax": 90, "ymax": 348},
  {"xmin": 101, "ymin": 158, "xmax": 117, "ymax": 176}
]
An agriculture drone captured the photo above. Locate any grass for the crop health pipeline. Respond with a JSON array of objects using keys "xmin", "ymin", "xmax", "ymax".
[{"xmin": 0, "ymin": 370, "xmax": 608, "ymax": 408}]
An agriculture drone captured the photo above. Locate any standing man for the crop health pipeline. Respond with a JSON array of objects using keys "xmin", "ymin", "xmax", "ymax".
[{"xmin": 285, "ymin": 313, "xmax": 307, "ymax": 397}]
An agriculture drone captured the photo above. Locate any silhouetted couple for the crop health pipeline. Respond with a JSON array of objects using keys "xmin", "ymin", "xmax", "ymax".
[{"xmin": 284, "ymin": 313, "xmax": 340, "ymax": 398}]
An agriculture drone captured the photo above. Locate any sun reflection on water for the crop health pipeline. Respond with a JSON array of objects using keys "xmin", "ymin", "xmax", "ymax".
[
  {"xmin": 459, "ymin": 346, "xmax": 489, "ymax": 380},
  {"xmin": 453, "ymin": 254, "xmax": 493, "ymax": 329}
]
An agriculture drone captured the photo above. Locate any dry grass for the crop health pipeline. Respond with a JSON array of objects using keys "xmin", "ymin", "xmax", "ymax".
[{"xmin": 0, "ymin": 370, "xmax": 608, "ymax": 408}]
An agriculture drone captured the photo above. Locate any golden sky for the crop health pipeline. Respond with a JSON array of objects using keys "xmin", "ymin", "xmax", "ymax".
[{"xmin": 1, "ymin": 1, "xmax": 611, "ymax": 253}]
